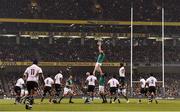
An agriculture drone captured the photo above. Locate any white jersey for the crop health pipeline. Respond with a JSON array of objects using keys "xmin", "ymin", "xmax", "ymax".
[
  {"xmin": 108, "ymin": 78, "xmax": 119, "ymax": 87},
  {"xmin": 140, "ymin": 78, "xmax": 146, "ymax": 88},
  {"xmin": 119, "ymin": 66, "xmax": 125, "ymax": 77},
  {"xmin": 24, "ymin": 64, "xmax": 43, "ymax": 82},
  {"xmin": 54, "ymin": 73, "xmax": 63, "ymax": 84},
  {"xmin": 44, "ymin": 77, "xmax": 54, "ymax": 87},
  {"xmin": 146, "ymin": 76, "xmax": 157, "ymax": 87},
  {"xmin": 86, "ymin": 75, "xmax": 97, "ymax": 86},
  {"xmin": 15, "ymin": 78, "xmax": 25, "ymax": 88}
]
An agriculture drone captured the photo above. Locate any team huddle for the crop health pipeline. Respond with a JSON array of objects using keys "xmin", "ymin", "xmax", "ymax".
[{"xmin": 13, "ymin": 43, "xmax": 158, "ymax": 110}]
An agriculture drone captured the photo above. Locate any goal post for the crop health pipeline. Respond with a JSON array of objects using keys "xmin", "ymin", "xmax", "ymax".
[{"xmin": 130, "ymin": 2, "xmax": 165, "ymax": 97}]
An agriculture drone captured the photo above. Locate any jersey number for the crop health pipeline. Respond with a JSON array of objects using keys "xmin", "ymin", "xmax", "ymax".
[
  {"xmin": 46, "ymin": 80, "xmax": 49, "ymax": 84},
  {"xmin": 30, "ymin": 69, "xmax": 35, "ymax": 75},
  {"xmin": 90, "ymin": 78, "xmax": 93, "ymax": 82},
  {"xmin": 151, "ymin": 80, "xmax": 154, "ymax": 84}
]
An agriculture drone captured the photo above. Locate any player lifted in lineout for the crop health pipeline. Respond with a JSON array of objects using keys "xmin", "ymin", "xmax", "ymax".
[{"xmin": 93, "ymin": 41, "xmax": 105, "ymax": 76}]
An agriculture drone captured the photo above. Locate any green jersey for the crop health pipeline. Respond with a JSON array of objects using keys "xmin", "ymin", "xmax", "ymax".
[
  {"xmin": 99, "ymin": 75, "xmax": 105, "ymax": 86},
  {"xmin": 66, "ymin": 79, "xmax": 73, "ymax": 88},
  {"xmin": 97, "ymin": 52, "xmax": 105, "ymax": 63}
]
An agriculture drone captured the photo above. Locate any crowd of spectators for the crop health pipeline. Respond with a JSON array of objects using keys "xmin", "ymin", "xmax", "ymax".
[
  {"xmin": 0, "ymin": 37, "xmax": 180, "ymax": 63},
  {"xmin": 0, "ymin": 0, "xmax": 179, "ymax": 21},
  {"xmin": 0, "ymin": 80, "xmax": 4, "ymax": 95}
]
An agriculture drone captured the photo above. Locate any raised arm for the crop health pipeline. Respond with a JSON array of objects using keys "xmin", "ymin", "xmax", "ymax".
[{"xmin": 98, "ymin": 44, "xmax": 103, "ymax": 53}]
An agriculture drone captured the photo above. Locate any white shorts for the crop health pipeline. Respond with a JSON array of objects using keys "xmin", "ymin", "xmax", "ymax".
[
  {"xmin": 118, "ymin": 88, "xmax": 126, "ymax": 96},
  {"xmin": 21, "ymin": 89, "xmax": 28, "ymax": 97},
  {"xmin": 99, "ymin": 86, "xmax": 105, "ymax": 93},
  {"xmin": 63, "ymin": 87, "xmax": 73, "ymax": 95},
  {"xmin": 95, "ymin": 62, "xmax": 102, "ymax": 67}
]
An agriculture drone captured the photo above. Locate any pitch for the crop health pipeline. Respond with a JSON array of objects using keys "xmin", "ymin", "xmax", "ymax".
[{"xmin": 0, "ymin": 98, "xmax": 180, "ymax": 111}]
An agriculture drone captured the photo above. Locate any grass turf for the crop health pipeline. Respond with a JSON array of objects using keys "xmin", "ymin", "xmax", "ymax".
[{"xmin": 0, "ymin": 98, "xmax": 180, "ymax": 111}]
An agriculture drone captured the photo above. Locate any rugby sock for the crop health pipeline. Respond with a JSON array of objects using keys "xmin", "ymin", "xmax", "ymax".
[
  {"xmin": 124, "ymin": 96, "xmax": 128, "ymax": 101},
  {"xmin": 138, "ymin": 94, "xmax": 142, "ymax": 102},
  {"xmin": 114, "ymin": 97, "xmax": 117, "ymax": 102},
  {"xmin": 41, "ymin": 96, "xmax": 45, "ymax": 102},
  {"xmin": 15, "ymin": 96, "xmax": 20, "ymax": 103},
  {"xmin": 29, "ymin": 96, "xmax": 34, "ymax": 105},
  {"xmin": 59, "ymin": 96, "xmax": 64, "ymax": 102},
  {"xmin": 110, "ymin": 97, "xmax": 112, "ymax": 103},
  {"xmin": 118, "ymin": 98, "xmax": 121, "ymax": 103},
  {"xmin": 91, "ymin": 94, "xmax": 94, "ymax": 101},
  {"xmin": 104, "ymin": 95, "xmax": 107, "ymax": 102},
  {"xmin": 148, "ymin": 96, "xmax": 152, "ymax": 102},
  {"xmin": 69, "ymin": 96, "xmax": 72, "ymax": 102},
  {"xmin": 100, "ymin": 94, "xmax": 104, "ymax": 101}
]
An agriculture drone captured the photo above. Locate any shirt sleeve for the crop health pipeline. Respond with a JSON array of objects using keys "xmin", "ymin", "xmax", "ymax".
[
  {"xmin": 21, "ymin": 79, "xmax": 25, "ymax": 85},
  {"xmin": 86, "ymin": 77, "xmax": 89, "ymax": 81},
  {"xmin": 38, "ymin": 68, "xmax": 43, "ymax": 74},
  {"xmin": 107, "ymin": 80, "xmax": 110, "ymax": 84},
  {"xmin": 24, "ymin": 68, "xmax": 28, "ymax": 76},
  {"xmin": 117, "ymin": 80, "xmax": 119, "ymax": 85},
  {"xmin": 95, "ymin": 77, "xmax": 97, "ymax": 81}
]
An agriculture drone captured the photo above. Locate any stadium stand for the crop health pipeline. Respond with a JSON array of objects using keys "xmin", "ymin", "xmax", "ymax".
[
  {"xmin": 0, "ymin": 37, "xmax": 180, "ymax": 63},
  {"xmin": 0, "ymin": 0, "xmax": 179, "ymax": 21}
]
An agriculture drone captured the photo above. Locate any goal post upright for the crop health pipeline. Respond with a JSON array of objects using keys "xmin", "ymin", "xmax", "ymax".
[
  {"xmin": 162, "ymin": 3, "xmax": 165, "ymax": 97},
  {"xmin": 130, "ymin": 1, "xmax": 133, "ymax": 97}
]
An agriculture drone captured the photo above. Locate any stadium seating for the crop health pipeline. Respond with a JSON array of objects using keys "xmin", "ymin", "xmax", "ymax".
[
  {"xmin": 0, "ymin": 37, "xmax": 180, "ymax": 63},
  {"xmin": 0, "ymin": 0, "xmax": 179, "ymax": 21}
]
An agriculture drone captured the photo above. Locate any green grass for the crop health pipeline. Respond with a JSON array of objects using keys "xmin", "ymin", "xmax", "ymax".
[{"xmin": 0, "ymin": 98, "xmax": 180, "ymax": 111}]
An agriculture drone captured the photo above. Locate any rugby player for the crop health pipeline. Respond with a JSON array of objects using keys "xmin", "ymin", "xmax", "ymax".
[
  {"xmin": 93, "ymin": 41, "xmax": 105, "ymax": 75},
  {"xmin": 41, "ymin": 75, "xmax": 54, "ymax": 103},
  {"xmin": 14, "ymin": 76, "xmax": 25, "ymax": 104},
  {"xmin": 107, "ymin": 75, "xmax": 119, "ymax": 104},
  {"xmin": 146, "ymin": 74, "xmax": 158, "ymax": 104},
  {"xmin": 58, "ymin": 75, "xmax": 74, "ymax": 103},
  {"xmin": 85, "ymin": 73, "xmax": 97, "ymax": 103},
  {"xmin": 24, "ymin": 60, "xmax": 44, "ymax": 109}
]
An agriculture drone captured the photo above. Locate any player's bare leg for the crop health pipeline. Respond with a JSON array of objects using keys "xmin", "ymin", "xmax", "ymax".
[
  {"xmin": 58, "ymin": 94, "xmax": 65, "ymax": 103},
  {"xmin": 93, "ymin": 64, "xmax": 103, "ymax": 75},
  {"xmin": 49, "ymin": 94, "xmax": 53, "ymax": 103},
  {"xmin": 110, "ymin": 94, "xmax": 115, "ymax": 104},
  {"xmin": 69, "ymin": 93, "xmax": 74, "ymax": 103},
  {"xmin": 84, "ymin": 92, "xmax": 91, "ymax": 103},
  {"xmin": 138, "ymin": 93, "xmax": 143, "ymax": 103},
  {"xmin": 151, "ymin": 92, "xmax": 158, "ymax": 104},
  {"xmin": 14, "ymin": 94, "xmax": 21, "ymax": 104},
  {"xmin": 26, "ymin": 90, "xmax": 35, "ymax": 110},
  {"xmin": 100, "ymin": 92, "xmax": 107, "ymax": 103},
  {"xmin": 41, "ymin": 93, "xmax": 46, "ymax": 102},
  {"xmin": 122, "ymin": 94, "xmax": 129, "ymax": 103}
]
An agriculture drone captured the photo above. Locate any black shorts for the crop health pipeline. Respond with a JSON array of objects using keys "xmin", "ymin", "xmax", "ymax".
[
  {"xmin": 14, "ymin": 86, "xmax": 21, "ymax": 95},
  {"xmin": 110, "ymin": 87, "xmax": 117, "ymax": 95},
  {"xmin": 140, "ymin": 88, "xmax": 148, "ymax": 94},
  {"xmin": 87, "ymin": 85, "xmax": 95, "ymax": 92},
  {"xmin": 119, "ymin": 77, "xmax": 125, "ymax": 86},
  {"xmin": 55, "ymin": 84, "xmax": 62, "ymax": 93},
  {"xmin": 43, "ymin": 86, "xmax": 52, "ymax": 96},
  {"xmin": 26, "ymin": 81, "xmax": 38, "ymax": 94},
  {"xmin": 148, "ymin": 86, "xmax": 156, "ymax": 94}
]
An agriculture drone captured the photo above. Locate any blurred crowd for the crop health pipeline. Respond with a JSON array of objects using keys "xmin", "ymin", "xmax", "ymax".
[
  {"xmin": 0, "ymin": 0, "xmax": 179, "ymax": 21},
  {"xmin": 0, "ymin": 37, "xmax": 180, "ymax": 63}
]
